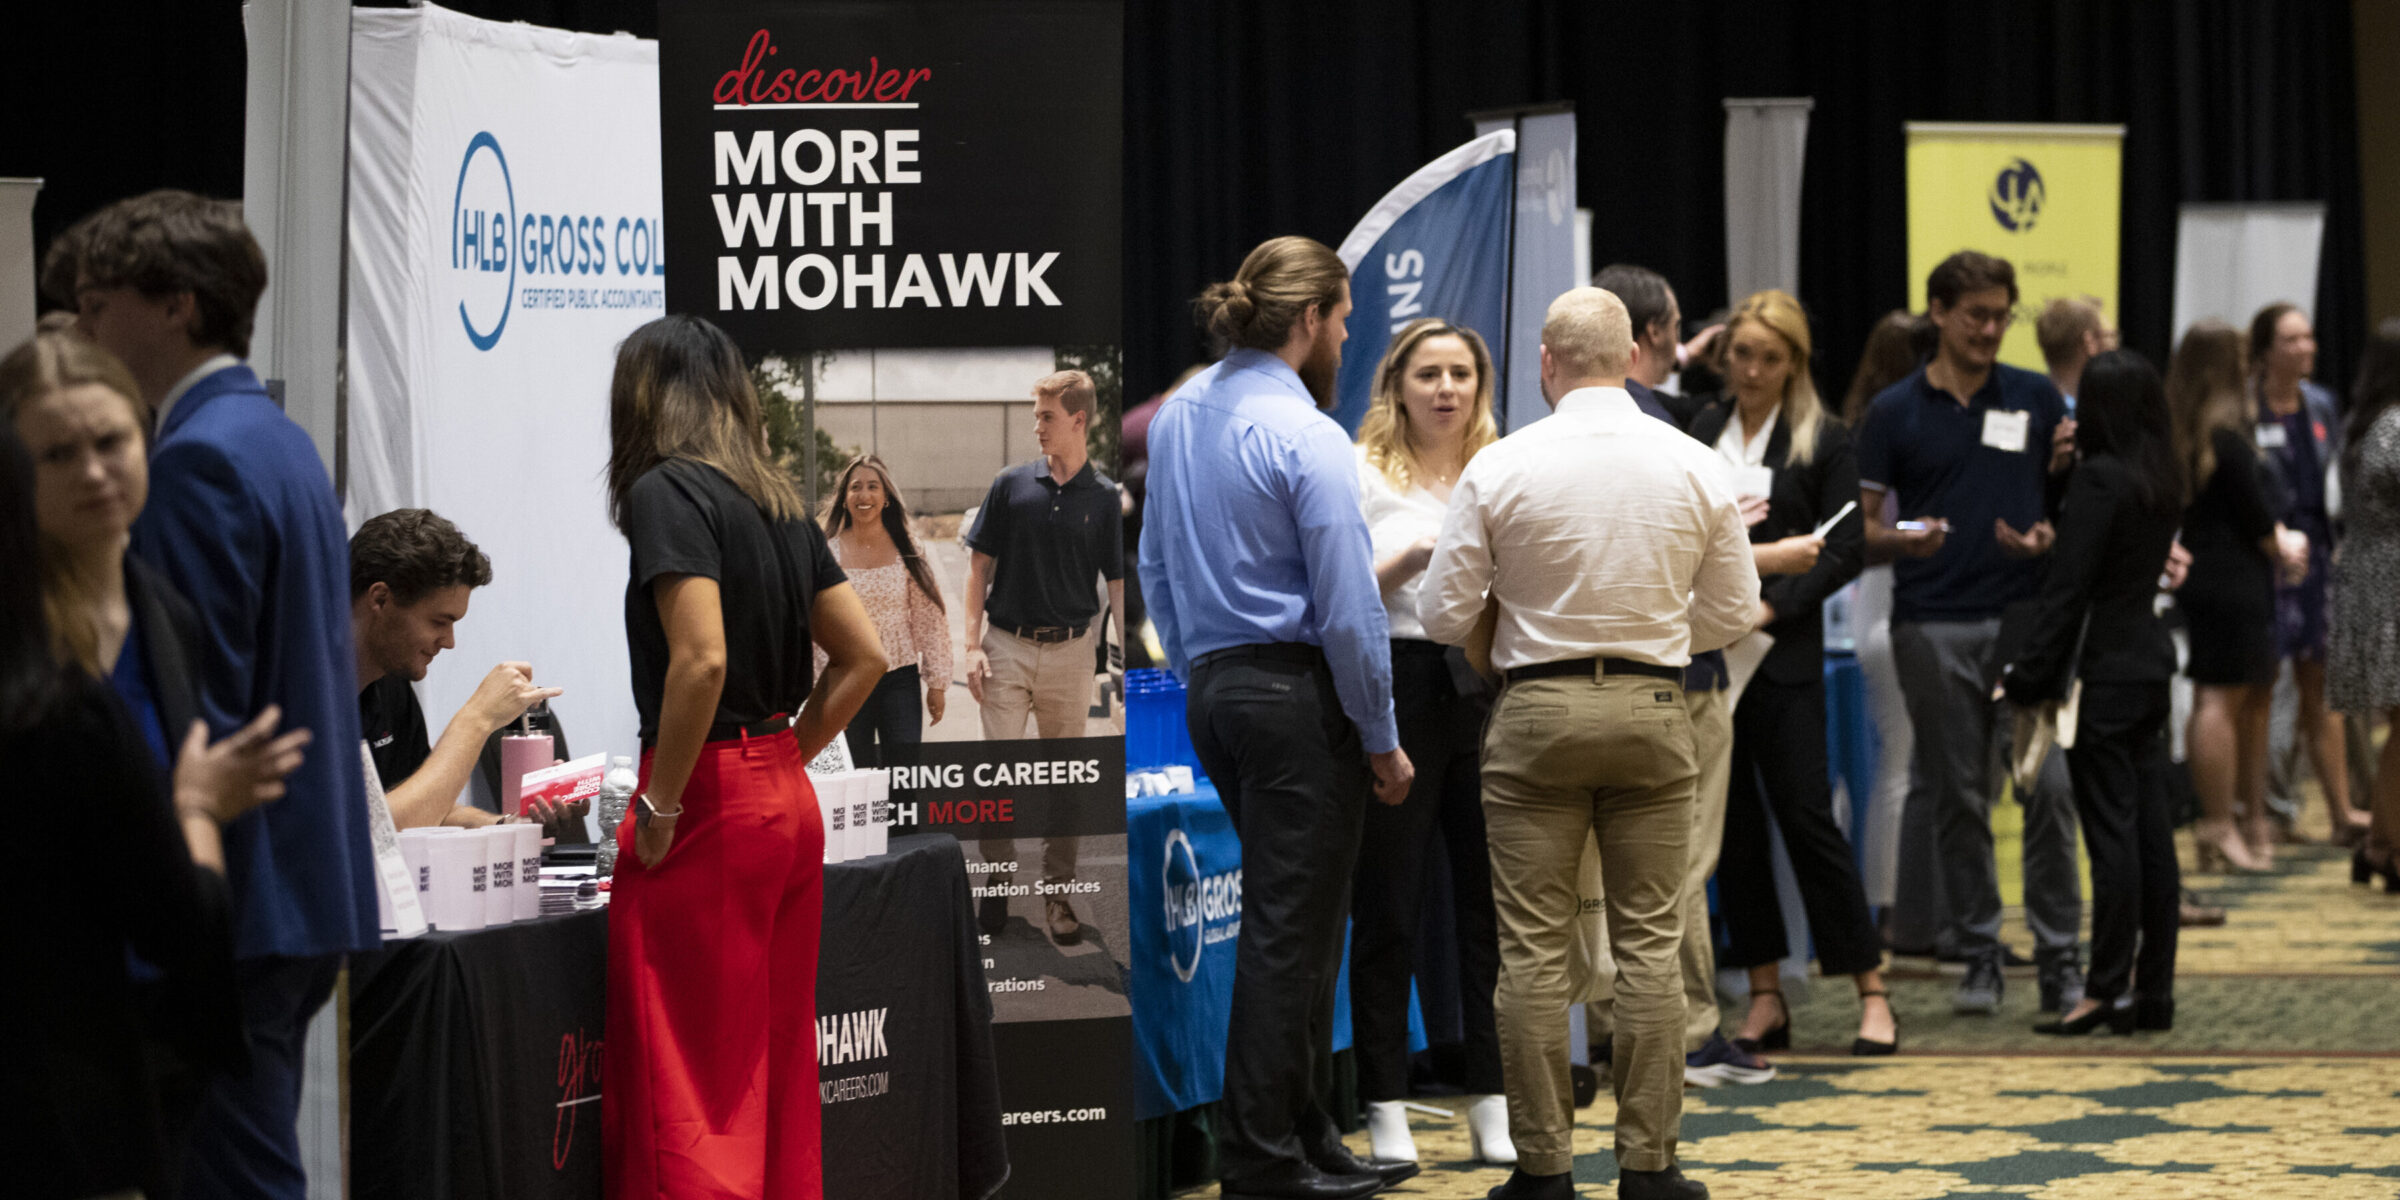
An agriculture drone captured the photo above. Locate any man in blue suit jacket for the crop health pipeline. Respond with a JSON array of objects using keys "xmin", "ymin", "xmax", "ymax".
[{"xmin": 66, "ymin": 190, "xmax": 378, "ymax": 1200}]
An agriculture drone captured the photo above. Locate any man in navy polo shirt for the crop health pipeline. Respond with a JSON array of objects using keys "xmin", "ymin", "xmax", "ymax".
[
  {"xmin": 964, "ymin": 368, "xmax": 1125, "ymax": 944},
  {"xmin": 1856, "ymin": 250, "xmax": 2084, "ymax": 1017}
]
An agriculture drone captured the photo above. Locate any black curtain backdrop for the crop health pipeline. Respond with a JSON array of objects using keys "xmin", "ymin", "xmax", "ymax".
[
  {"xmin": 1124, "ymin": 0, "xmax": 2367, "ymax": 412},
  {"xmin": 1, "ymin": 2, "xmax": 2362, "ymax": 401}
]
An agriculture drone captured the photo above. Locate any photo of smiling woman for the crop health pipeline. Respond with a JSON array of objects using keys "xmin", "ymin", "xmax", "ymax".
[
  {"xmin": 1349, "ymin": 317, "xmax": 1517, "ymax": 1165},
  {"xmin": 819, "ymin": 454, "xmax": 952, "ymax": 767}
]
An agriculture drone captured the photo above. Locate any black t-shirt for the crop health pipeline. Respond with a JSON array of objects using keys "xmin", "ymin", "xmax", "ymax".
[
  {"xmin": 964, "ymin": 458, "xmax": 1124, "ymax": 631},
  {"xmin": 624, "ymin": 459, "xmax": 847, "ymax": 743},
  {"xmin": 359, "ymin": 673, "xmax": 431, "ymax": 791}
]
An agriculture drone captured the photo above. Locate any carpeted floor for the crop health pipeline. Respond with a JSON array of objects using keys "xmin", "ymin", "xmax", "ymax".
[{"xmin": 1188, "ymin": 803, "xmax": 2400, "ymax": 1198}]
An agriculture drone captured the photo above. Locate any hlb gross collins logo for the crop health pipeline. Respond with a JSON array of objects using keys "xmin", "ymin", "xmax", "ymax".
[
  {"xmin": 450, "ymin": 131, "xmax": 667, "ymax": 351},
  {"xmin": 1989, "ymin": 157, "xmax": 2045, "ymax": 233},
  {"xmin": 1163, "ymin": 828, "xmax": 1241, "ymax": 984}
]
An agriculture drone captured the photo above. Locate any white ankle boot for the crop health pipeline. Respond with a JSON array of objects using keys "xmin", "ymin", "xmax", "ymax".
[
  {"xmin": 1365, "ymin": 1100, "xmax": 1417, "ymax": 1162},
  {"xmin": 1467, "ymin": 1093, "xmax": 1517, "ymax": 1164}
]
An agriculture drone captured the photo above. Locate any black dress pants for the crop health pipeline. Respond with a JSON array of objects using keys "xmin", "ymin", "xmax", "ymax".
[
  {"xmin": 842, "ymin": 663, "xmax": 921, "ymax": 768},
  {"xmin": 1187, "ymin": 646, "xmax": 1370, "ymax": 1182},
  {"xmin": 2065, "ymin": 681, "xmax": 2180, "ymax": 1004},
  {"xmin": 1350, "ymin": 641, "xmax": 1502, "ymax": 1100},
  {"xmin": 1717, "ymin": 675, "xmax": 1883, "ymax": 977}
]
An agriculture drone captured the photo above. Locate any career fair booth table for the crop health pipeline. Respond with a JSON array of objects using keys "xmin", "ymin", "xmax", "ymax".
[{"xmin": 350, "ymin": 832, "xmax": 1008, "ymax": 1199}]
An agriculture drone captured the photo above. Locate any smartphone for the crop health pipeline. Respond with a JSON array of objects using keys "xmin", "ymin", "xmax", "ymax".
[{"xmin": 1895, "ymin": 520, "xmax": 1932, "ymax": 532}]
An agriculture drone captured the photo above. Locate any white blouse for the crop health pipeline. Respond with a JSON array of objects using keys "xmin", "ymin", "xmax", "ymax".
[{"xmin": 1354, "ymin": 443, "xmax": 1452, "ymax": 642}]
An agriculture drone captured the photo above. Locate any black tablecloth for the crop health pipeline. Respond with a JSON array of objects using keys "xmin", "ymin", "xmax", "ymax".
[{"xmin": 351, "ymin": 832, "xmax": 1006, "ymax": 1199}]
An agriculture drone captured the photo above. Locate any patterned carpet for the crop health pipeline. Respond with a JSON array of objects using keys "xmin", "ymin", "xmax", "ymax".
[{"xmin": 1191, "ymin": 803, "xmax": 2400, "ymax": 1198}]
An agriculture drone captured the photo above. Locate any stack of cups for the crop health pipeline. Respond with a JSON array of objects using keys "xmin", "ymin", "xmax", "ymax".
[
  {"xmin": 422, "ymin": 829, "xmax": 488, "ymax": 932},
  {"xmin": 397, "ymin": 828, "xmax": 440, "ymax": 915},
  {"xmin": 856, "ymin": 769, "xmax": 891, "ymax": 858},
  {"xmin": 810, "ymin": 769, "xmax": 899, "ymax": 864},
  {"xmin": 510, "ymin": 822, "xmax": 544, "ymax": 921},
  {"xmin": 481, "ymin": 825, "xmax": 519, "ymax": 926}
]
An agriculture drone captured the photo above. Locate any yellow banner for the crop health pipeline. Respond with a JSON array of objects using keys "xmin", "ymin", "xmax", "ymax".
[{"xmin": 1906, "ymin": 123, "xmax": 2123, "ymax": 373}]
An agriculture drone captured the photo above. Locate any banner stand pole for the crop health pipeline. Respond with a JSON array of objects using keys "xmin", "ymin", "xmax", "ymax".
[{"xmin": 1497, "ymin": 113, "xmax": 1521, "ymax": 435}]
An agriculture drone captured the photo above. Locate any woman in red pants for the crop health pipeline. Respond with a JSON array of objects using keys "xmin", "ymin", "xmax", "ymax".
[{"xmin": 603, "ymin": 315, "xmax": 888, "ymax": 1199}]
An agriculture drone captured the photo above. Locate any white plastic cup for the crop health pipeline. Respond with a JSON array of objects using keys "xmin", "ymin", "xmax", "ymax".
[
  {"xmin": 481, "ymin": 826, "xmax": 519, "ymax": 925},
  {"xmin": 511, "ymin": 823, "xmax": 544, "ymax": 921},
  {"xmin": 855, "ymin": 769, "xmax": 890, "ymax": 859},
  {"xmin": 425, "ymin": 831, "xmax": 487, "ymax": 932},
  {"xmin": 397, "ymin": 829, "xmax": 439, "ymax": 907},
  {"xmin": 816, "ymin": 772, "xmax": 852, "ymax": 864}
]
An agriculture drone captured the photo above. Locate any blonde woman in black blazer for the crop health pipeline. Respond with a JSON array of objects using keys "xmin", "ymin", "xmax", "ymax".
[{"xmin": 1685, "ymin": 290, "xmax": 1889, "ymax": 1056}]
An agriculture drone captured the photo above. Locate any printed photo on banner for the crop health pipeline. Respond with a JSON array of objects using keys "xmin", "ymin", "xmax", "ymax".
[{"xmin": 774, "ymin": 344, "xmax": 1129, "ymax": 768}]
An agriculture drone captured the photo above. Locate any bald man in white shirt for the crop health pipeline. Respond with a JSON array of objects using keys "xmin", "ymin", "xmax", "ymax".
[{"xmin": 1420, "ymin": 288, "xmax": 1759, "ymax": 1200}]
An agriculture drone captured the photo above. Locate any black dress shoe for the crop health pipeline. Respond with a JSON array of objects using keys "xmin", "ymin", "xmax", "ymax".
[
  {"xmin": 1619, "ymin": 1164, "xmax": 1709, "ymax": 1199},
  {"xmin": 2033, "ymin": 1001, "xmax": 2134, "ymax": 1036},
  {"xmin": 2132, "ymin": 995, "xmax": 2174, "ymax": 1031},
  {"xmin": 1310, "ymin": 1141, "xmax": 1419, "ymax": 1188},
  {"xmin": 1486, "ymin": 1168, "xmax": 1575, "ymax": 1200},
  {"xmin": 1220, "ymin": 1162, "xmax": 1384, "ymax": 1200}
]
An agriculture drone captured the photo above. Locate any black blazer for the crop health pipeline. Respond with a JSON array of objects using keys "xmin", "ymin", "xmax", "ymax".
[
  {"xmin": 1685, "ymin": 398, "xmax": 1867, "ymax": 685},
  {"xmin": 124, "ymin": 554, "xmax": 205, "ymax": 745},
  {"xmin": 2004, "ymin": 454, "xmax": 2181, "ymax": 704}
]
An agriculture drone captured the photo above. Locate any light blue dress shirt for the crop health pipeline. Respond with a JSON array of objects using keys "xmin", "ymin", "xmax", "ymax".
[{"xmin": 1138, "ymin": 349, "xmax": 1399, "ymax": 754}]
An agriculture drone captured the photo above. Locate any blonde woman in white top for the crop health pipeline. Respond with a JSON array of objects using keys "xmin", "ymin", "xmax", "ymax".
[
  {"xmin": 1350, "ymin": 318, "xmax": 1515, "ymax": 1166},
  {"xmin": 819, "ymin": 456, "xmax": 951, "ymax": 766}
]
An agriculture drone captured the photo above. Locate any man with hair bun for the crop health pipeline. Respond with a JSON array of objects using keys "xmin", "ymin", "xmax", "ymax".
[
  {"xmin": 1421, "ymin": 286, "xmax": 1759, "ymax": 1200},
  {"xmin": 1141, "ymin": 235, "xmax": 1417, "ymax": 1200}
]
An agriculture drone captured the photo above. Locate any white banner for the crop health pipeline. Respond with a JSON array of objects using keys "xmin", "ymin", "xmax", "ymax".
[
  {"xmin": 1472, "ymin": 106, "xmax": 1578, "ymax": 434},
  {"xmin": 2172, "ymin": 202, "xmax": 2325, "ymax": 342},
  {"xmin": 1724, "ymin": 98, "xmax": 1812, "ymax": 304},
  {"xmin": 348, "ymin": 4, "xmax": 665, "ymax": 800}
]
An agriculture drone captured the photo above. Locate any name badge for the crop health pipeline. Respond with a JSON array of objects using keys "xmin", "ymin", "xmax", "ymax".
[
  {"xmin": 1981, "ymin": 408, "xmax": 2030, "ymax": 453},
  {"xmin": 1732, "ymin": 464, "xmax": 1775, "ymax": 500},
  {"xmin": 2256, "ymin": 422, "xmax": 2289, "ymax": 450}
]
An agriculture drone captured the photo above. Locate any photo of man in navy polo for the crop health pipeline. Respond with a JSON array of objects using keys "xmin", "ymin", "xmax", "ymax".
[{"xmin": 965, "ymin": 368, "xmax": 1125, "ymax": 943}]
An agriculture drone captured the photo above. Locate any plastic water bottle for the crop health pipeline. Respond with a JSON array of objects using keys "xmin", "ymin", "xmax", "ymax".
[{"xmin": 597, "ymin": 755, "xmax": 639, "ymax": 876}]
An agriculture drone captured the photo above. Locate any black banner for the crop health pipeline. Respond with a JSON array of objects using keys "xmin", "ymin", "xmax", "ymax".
[
  {"xmin": 659, "ymin": 0, "xmax": 1121, "ymax": 348},
  {"xmin": 882, "ymin": 736, "xmax": 1133, "ymax": 1199}
]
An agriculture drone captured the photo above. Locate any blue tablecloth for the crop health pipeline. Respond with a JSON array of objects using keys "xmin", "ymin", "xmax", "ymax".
[
  {"xmin": 1128, "ymin": 783, "xmax": 1422, "ymax": 1121},
  {"xmin": 1824, "ymin": 652, "xmax": 1877, "ymax": 871}
]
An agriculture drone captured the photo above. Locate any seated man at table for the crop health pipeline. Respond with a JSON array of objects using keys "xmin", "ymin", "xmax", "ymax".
[{"xmin": 351, "ymin": 508, "xmax": 583, "ymax": 832}]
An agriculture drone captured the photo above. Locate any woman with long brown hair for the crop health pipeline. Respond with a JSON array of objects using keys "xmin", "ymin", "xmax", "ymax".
[
  {"xmin": 1840, "ymin": 311, "xmax": 1934, "ymax": 947},
  {"xmin": 1684, "ymin": 290, "xmax": 1889, "ymax": 1056},
  {"xmin": 603, "ymin": 314, "xmax": 887, "ymax": 1199},
  {"xmin": 818, "ymin": 454, "xmax": 950, "ymax": 766},
  {"xmin": 2, "ymin": 331, "xmax": 309, "ymax": 1199},
  {"xmin": 2248, "ymin": 303, "xmax": 2365, "ymax": 844},
  {"xmin": 2168, "ymin": 320, "xmax": 2306, "ymax": 872},
  {"xmin": 1349, "ymin": 317, "xmax": 1513, "ymax": 1165}
]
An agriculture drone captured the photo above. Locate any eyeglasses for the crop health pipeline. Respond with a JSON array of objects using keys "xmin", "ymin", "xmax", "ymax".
[{"xmin": 1955, "ymin": 305, "xmax": 2017, "ymax": 331}]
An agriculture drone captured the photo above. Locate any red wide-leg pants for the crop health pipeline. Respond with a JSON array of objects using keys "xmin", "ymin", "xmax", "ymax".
[{"xmin": 606, "ymin": 732, "xmax": 823, "ymax": 1199}]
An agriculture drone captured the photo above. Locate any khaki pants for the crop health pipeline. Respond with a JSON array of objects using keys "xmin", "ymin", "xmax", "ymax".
[
  {"xmin": 1484, "ymin": 673, "xmax": 1697, "ymax": 1175},
  {"xmin": 980, "ymin": 625, "xmax": 1093, "ymax": 885},
  {"xmin": 1585, "ymin": 685, "xmax": 1733, "ymax": 1051},
  {"xmin": 979, "ymin": 624, "xmax": 1097, "ymax": 740}
]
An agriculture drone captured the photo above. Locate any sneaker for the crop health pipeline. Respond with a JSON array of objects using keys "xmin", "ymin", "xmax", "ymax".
[
  {"xmin": 2038, "ymin": 954, "xmax": 2085, "ymax": 1015},
  {"xmin": 1683, "ymin": 1033, "xmax": 1776, "ymax": 1086},
  {"xmin": 1954, "ymin": 952, "xmax": 2005, "ymax": 1014}
]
